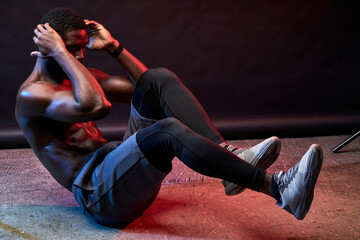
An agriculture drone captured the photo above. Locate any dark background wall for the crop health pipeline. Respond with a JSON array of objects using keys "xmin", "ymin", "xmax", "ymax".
[{"xmin": 0, "ymin": 0, "xmax": 359, "ymax": 148}]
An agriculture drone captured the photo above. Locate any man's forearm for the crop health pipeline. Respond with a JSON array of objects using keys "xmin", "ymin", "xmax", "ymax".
[
  {"xmin": 53, "ymin": 49, "xmax": 110, "ymax": 111},
  {"xmin": 107, "ymin": 41, "xmax": 148, "ymax": 84}
]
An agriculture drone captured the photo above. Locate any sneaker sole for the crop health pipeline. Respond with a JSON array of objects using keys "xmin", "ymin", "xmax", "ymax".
[
  {"xmin": 224, "ymin": 137, "xmax": 281, "ymax": 196},
  {"xmin": 293, "ymin": 144, "xmax": 323, "ymax": 220}
]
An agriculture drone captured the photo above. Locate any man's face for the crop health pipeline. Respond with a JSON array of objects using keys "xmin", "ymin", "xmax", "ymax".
[{"xmin": 63, "ymin": 29, "xmax": 88, "ymax": 63}]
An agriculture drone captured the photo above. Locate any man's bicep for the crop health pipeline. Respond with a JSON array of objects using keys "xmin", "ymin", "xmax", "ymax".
[
  {"xmin": 45, "ymin": 90, "xmax": 110, "ymax": 123},
  {"xmin": 89, "ymin": 68, "xmax": 134, "ymax": 103},
  {"xmin": 99, "ymin": 75, "xmax": 135, "ymax": 103},
  {"xmin": 88, "ymin": 68, "xmax": 110, "ymax": 82},
  {"xmin": 18, "ymin": 85, "xmax": 102, "ymax": 123},
  {"xmin": 18, "ymin": 86, "xmax": 74, "ymax": 120},
  {"xmin": 44, "ymin": 91, "xmax": 83, "ymax": 122}
]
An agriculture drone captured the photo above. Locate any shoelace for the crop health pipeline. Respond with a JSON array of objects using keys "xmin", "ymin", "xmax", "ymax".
[
  {"xmin": 224, "ymin": 144, "xmax": 238, "ymax": 153},
  {"xmin": 277, "ymin": 163, "xmax": 299, "ymax": 191},
  {"xmin": 224, "ymin": 144, "xmax": 250, "ymax": 155}
]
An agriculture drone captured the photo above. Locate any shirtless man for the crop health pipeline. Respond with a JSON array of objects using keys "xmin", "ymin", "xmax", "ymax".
[{"xmin": 15, "ymin": 7, "xmax": 323, "ymax": 228}]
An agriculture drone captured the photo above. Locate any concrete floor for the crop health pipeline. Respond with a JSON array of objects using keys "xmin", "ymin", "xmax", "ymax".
[{"xmin": 0, "ymin": 135, "xmax": 359, "ymax": 240}]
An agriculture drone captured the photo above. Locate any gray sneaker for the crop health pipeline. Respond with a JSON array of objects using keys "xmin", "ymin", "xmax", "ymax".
[
  {"xmin": 273, "ymin": 144, "xmax": 323, "ymax": 220},
  {"xmin": 222, "ymin": 136, "xmax": 281, "ymax": 196}
]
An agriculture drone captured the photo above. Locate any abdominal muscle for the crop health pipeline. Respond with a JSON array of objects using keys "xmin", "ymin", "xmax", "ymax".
[
  {"xmin": 64, "ymin": 121, "xmax": 107, "ymax": 150},
  {"xmin": 28, "ymin": 120, "xmax": 108, "ymax": 191}
]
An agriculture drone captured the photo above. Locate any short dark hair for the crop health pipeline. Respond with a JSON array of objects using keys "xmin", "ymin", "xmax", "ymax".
[{"xmin": 40, "ymin": 7, "xmax": 87, "ymax": 39}]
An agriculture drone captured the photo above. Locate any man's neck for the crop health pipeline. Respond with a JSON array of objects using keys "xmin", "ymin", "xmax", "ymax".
[{"xmin": 37, "ymin": 58, "xmax": 67, "ymax": 84}]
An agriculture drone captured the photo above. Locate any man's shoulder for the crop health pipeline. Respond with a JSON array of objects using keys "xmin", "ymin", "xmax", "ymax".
[
  {"xmin": 18, "ymin": 80, "xmax": 54, "ymax": 99},
  {"xmin": 16, "ymin": 79, "xmax": 55, "ymax": 118}
]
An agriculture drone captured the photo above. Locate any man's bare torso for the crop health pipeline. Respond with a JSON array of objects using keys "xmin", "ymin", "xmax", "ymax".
[{"xmin": 16, "ymin": 74, "xmax": 108, "ymax": 191}]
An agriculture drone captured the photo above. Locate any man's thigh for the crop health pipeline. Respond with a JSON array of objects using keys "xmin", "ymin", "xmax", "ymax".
[{"xmin": 73, "ymin": 133, "xmax": 169, "ymax": 227}]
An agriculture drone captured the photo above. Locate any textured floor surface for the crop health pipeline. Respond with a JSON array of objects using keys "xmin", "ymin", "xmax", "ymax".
[{"xmin": 0, "ymin": 135, "xmax": 359, "ymax": 240}]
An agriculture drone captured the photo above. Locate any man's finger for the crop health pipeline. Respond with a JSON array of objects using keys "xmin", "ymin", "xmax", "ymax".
[
  {"xmin": 32, "ymin": 36, "xmax": 38, "ymax": 44},
  {"xmin": 85, "ymin": 20, "xmax": 102, "ymax": 31},
  {"xmin": 34, "ymin": 28, "xmax": 41, "ymax": 37},
  {"xmin": 30, "ymin": 51, "xmax": 48, "ymax": 59},
  {"xmin": 37, "ymin": 24, "xmax": 45, "ymax": 33},
  {"xmin": 30, "ymin": 51, "xmax": 40, "ymax": 57},
  {"xmin": 43, "ymin": 23, "xmax": 52, "ymax": 30},
  {"xmin": 85, "ymin": 19, "xmax": 96, "ymax": 25}
]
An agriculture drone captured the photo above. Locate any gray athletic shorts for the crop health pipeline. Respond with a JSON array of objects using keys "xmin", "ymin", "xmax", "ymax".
[
  {"xmin": 72, "ymin": 102, "xmax": 168, "ymax": 228},
  {"xmin": 123, "ymin": 101, "xmax": 158, "ymax": 140}
]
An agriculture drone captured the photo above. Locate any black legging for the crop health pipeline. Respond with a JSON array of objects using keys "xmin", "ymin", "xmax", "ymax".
[
  {"xmin": 133, "ymin": 68, "xmax": 265, "ymax": 191},
  {"xmin": 132, "ymin": 68, "xmax": 224, "ymax": 144}
]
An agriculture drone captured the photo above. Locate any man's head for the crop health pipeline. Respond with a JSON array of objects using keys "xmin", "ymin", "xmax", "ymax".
[
  {"xmin": 41, "ymin": 7, "xmax": 89, "ymax": 65},
  {"xmin": 39, "ymin": 7, "xmax": 89, "ymax": 78},
  {"xmin": 40, "ymin": 7, "xmax": 86, "ymax": 40}
]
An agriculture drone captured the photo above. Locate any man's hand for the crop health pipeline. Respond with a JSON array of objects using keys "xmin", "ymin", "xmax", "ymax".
[
  {"xmin": 31, "ymin": 23, "xmax": 66, "ymax": 58},
  {"xmin": 85, "ymin": 20, "xmax": 118, "ymax": 52}
]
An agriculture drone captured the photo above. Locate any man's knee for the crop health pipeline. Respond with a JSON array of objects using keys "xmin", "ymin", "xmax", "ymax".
[
  {"xmin": 139, "ymin": 67, "xmax": 180, "ymax": 89},
  {"xmin": 155, "ymin": 118, "xmax": 188, "ymax": 135}
]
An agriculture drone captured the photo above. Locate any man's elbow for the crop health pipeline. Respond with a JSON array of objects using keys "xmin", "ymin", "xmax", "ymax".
[
  {"xmin": 95, "ymin": 99, "xmax": 112, "ymax": 118},
  {"xmin": 79, "ymin": 98, "xmax": 112, "ymax": 119}
]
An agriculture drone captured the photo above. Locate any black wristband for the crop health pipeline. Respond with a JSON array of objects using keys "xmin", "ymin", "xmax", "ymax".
[{"xmin": 109, "ymin": 43, "xmax": 124, "ymax": 58}]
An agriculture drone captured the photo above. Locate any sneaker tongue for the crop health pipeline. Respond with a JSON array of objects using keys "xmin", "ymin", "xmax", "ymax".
[{"xmin": 236, "ymin": 148, "xmax": 254, "ymax": 161}]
